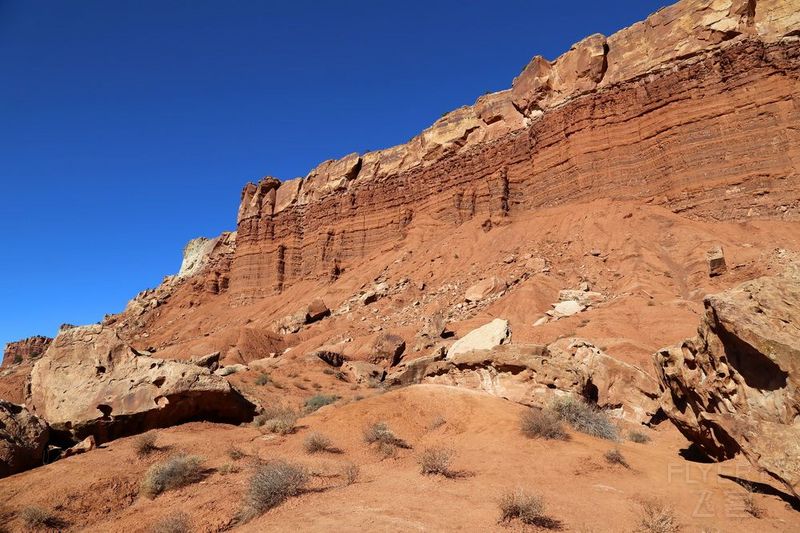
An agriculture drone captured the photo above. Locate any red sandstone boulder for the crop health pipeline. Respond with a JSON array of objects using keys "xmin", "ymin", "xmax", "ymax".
[{"xmin": 0, "ymin": 400, "xmax": 49, "ymax": 478}]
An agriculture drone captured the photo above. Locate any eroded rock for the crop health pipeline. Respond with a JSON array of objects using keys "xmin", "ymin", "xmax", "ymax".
[
  {"xmin": 27, "ymin": 325, "xmax": 258, "ymax": 444},
  {"xmin": 654, "ymin": 269, "xmax": 800, "ymax": 498},
  {"xmin": 370, "ymin": 333, "xmax": 406, "ymax": 366},
  {"xmin": 0, "ymin": 400, "xmax": 49, "ymax": 478}
]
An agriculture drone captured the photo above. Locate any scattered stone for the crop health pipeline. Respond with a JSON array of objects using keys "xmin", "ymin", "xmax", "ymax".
[
  {"xmin": 0, "ymin": 400, "xmax": 49, "ymax": 478},
  {"xmin": 533, "ymin": 316, "xmax": 549, "ymax": 327},
  {"xmin": 503, "ymin": 254, "xmax": 517, "ymax": 264},
  {"xmin": 447, "ymin": 318, "xmax": 511, "ymax": 358},
  {"xmin": 707, "ymin": 245, "xmax": 727, "ymax": 277},
  {"xmin": 558, "ymin": 289, "xmax": 604, "ymax": 307},
  {"xmin": 590, "ymin": 249, "xmax": 602, "ymax": 257},
  {"xmin": 191, "ymin": 351, "xmax": 221, "ymax": 372}
]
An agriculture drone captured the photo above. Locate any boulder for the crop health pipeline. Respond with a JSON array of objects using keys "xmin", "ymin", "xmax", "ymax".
[
  {"xmin": 27, "ymin": 325, "xmax": 258, "ymax": 444},
  {"xmin": 306, "ymin": 298, "xmax": 331, "ymax": 323},
  {"xmin": 370, "ymin": 333, "xmax": 406, "ymax": 366},
  {"xmin": 191, "ymin": 351, "xmax": 221, "ymax": 372},
  {"xmin": 654, "ymin": 269, "xmax": 800, "ymax": 498},
  {"xmin": 0, "ymin": 400, "xmax": 49, "ymax": 478},
  {"xmin": 464, "ymin": 277, "xmax": 506, "ymax": 302},
  {"xmin": 62, "ymin": 435, "xmax": 96, "ymax": 459},
  {"xmin": 420, "ymin": 311, "xmax": 449, "ymax": 339},
  {"xmin": 214, "ymin": 364, "xmax": 248, "ymax": 376},
  {"xmin": 448, "ymin": 319, "xmax": 510, "ymax": 358},
  {"xmin": 707, "ymin": 245, "xmax": 727, "ymax": 277},
  {"xmin": 549, "ymin": 300, "xmax": 585, "ymax": 317}
]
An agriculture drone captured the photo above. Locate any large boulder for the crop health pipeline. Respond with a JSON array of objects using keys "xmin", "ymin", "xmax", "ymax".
[
  {"xmin": 0, "ymin": 400, "xmax": 49, "ymax": 478},
  {"xmin": 447, "ymin": 319, "xmax": 510, "ymax": 358},
  {"xmin": 27, "ymin": 325, "xmax": 258, "ymax": 444},
  {"xmin": 654, "ymin": 269, "xmax": 800, "ymax": 498}
]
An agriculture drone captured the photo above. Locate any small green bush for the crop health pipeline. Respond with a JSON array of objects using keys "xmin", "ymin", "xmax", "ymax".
[
  {"xmin": 551, "ymin": 397, "xmax": 618, "ymax": 440},
  {"xmin": 254, "ymin": 406, "xmax": 298, "ymax": 435},
  {"xmin": 140, "ymin": 455, "xmax": 204, "ymax": 498},
  {"xmin": 304, "ymin": 394, "xmax": 339, "ymax": 413}
]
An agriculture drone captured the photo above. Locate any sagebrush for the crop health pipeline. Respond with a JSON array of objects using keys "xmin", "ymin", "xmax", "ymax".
[
  {"xmin": 243, "ymin": 460, "xmax": 308, "ymax": 520},
  {"xmin": 551, "ymin": 397, "xmax": 618, "ymax": 440},
  {"xmin": 520, "ymin": 408, "xmax": 569, "ymax": 440},
  {"xmin": 140, "ymin": 455, "xmax": 204, "ymax": 498}
]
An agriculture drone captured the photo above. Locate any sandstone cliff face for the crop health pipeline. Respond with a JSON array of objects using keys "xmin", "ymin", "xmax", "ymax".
[
  {"xmin": 27, "ymin": 325, "xmax": 258, "ymax": 444},
  {"xmin": 2, "ymin": 336, "xmax": 52, "ymax": 367},
  {"xmin": 230, "ymin": 0, "xmax": 800, "ymax": 304},
  {"xmin": 654, "ymin": 268, "xmax": 800, "ymax": 498}
]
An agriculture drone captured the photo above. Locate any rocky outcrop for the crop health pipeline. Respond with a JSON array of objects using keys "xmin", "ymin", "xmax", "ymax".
[
  {"xmin": 228, "ymin": 0, "xmax": 800, "ymax": 303},
  {"xmin": 2, "ymin": 335, "xmax": 52, "ymax": 366},
  {"xmin": 464, "ymin": 277, "xmax": 506, "ymax": 302},
  {"xmin": 27, "ymin": 325, "xmax": 258, "ymax": 444},
  {"xmin": 390, "ymin": 339, "xmax": 659, "ymax": 424},
  {"xmin": 0, "ymin": 400, "xmax": 49, "ymax": 478},
  {"xmin": 370, "ymin": 333, "xmax": 406, "ymax": 367},
  {"xmin": 654, "ymin": 268, "xmax": 800, "ymax": 497}
]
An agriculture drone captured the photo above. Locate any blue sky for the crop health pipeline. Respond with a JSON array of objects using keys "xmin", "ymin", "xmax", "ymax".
[{"xmin": 0, "ymin": 0, "xmax": 669, "ymax": 350}]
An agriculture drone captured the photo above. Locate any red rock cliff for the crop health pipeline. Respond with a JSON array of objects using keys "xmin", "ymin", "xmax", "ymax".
[{"xmin": 228, "ymin": 0, "xmax": 800, "ymax": 304}]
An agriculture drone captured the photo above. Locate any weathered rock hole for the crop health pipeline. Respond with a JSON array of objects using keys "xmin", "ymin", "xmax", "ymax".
[
  {"xmin": 97, "ymin": 404, "xmax": 113, "ymax": 418},
  {"xmin": 152, "ymin": 376, "xmax": 166, "ymax": 387}
]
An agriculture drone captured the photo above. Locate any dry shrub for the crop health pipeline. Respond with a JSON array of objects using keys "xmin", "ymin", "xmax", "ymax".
[
  {"xmin": 20, "ymin": 507, "xmax": 64, "ymax": 530},
  {"xmin": 341, "ymin": 462, "xmax": 360, "ymax": 485},
  {"xmin": 742, "ymin": 484, "xmax": 764, "ymax": 518},
  {"xmin": 418, "ymin": 447, "xmax": 455, "ymax": 477},
  {"xmin": 636, "ymin": 499, "xmax": 680, "ymax": 533},
  {"xmin": 304, "ymin": 394, "xmax": 338, "ymax": 413},
  {"xmin": 604, "ymin": 448, "xmax": 629, "ymax": 468},
  {"xmin": 227, "ymin": 446, "xmax": 246, "ymax": 461},
  {"xmin": 135, "ymin": 432, "xmax": 159, "ymax": 457},
  {"xmin": 140, "ymin": 455, "xmax": 204, "ymax": 499},
  {"xmin": 255, "ymin": 373, "xmax": 270, "ymax": 386},
  {"xmin": 363, "ymin": 421, "xmax": 410, "ymax": 457},
  {"xmin": 149, "ymin": 511, "xmax": 191, "ymax": 533},
  {"xmin": 219, "ymin": 463, "xmax": 241, "ymax": 475},
  {"xmin": 521, "ymin": 408, "xmax": 569, "ymax": 440},
  {"xmin": 303, "ymin": 432, "xmax": 333, "ymax": 454},
  {"xmin": 428, "ymin": 415, "xmax": 446, "ymax": 430},
  {"xmin": 551, "ymin": 397, "xmax": 618, "ymax": 440},
  {"xmin": 498, "ymin": 489, "xmax": 559, "ymax": 528},
  {"xmin": 254, "ymin": 406, "xmax": 298, "ymax": 435},
  {"xmin": 628, "ymin": 430, "xmax": 651, "ymax": 444},
  {"xmin": 243, "ymin": 460, "xmax": 308, "ymax": 520}
]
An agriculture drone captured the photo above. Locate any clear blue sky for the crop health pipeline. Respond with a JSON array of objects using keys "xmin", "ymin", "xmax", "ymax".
[{"xmin": 0, "ymin": 0, "xmax": 669, "ymax": 350}]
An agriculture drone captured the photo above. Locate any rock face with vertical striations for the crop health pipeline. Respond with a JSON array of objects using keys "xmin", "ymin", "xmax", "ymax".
[
  {"xmin": 654, "ymin": 267, "xmax": 800, "ymax": 498},
  {"xmin": 27, "ymin": 325, "xmax": 258, "ymax": 444},
  {"xmin": 228, "ymin": 0, "xmax": 800, "ymax": 304}
]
